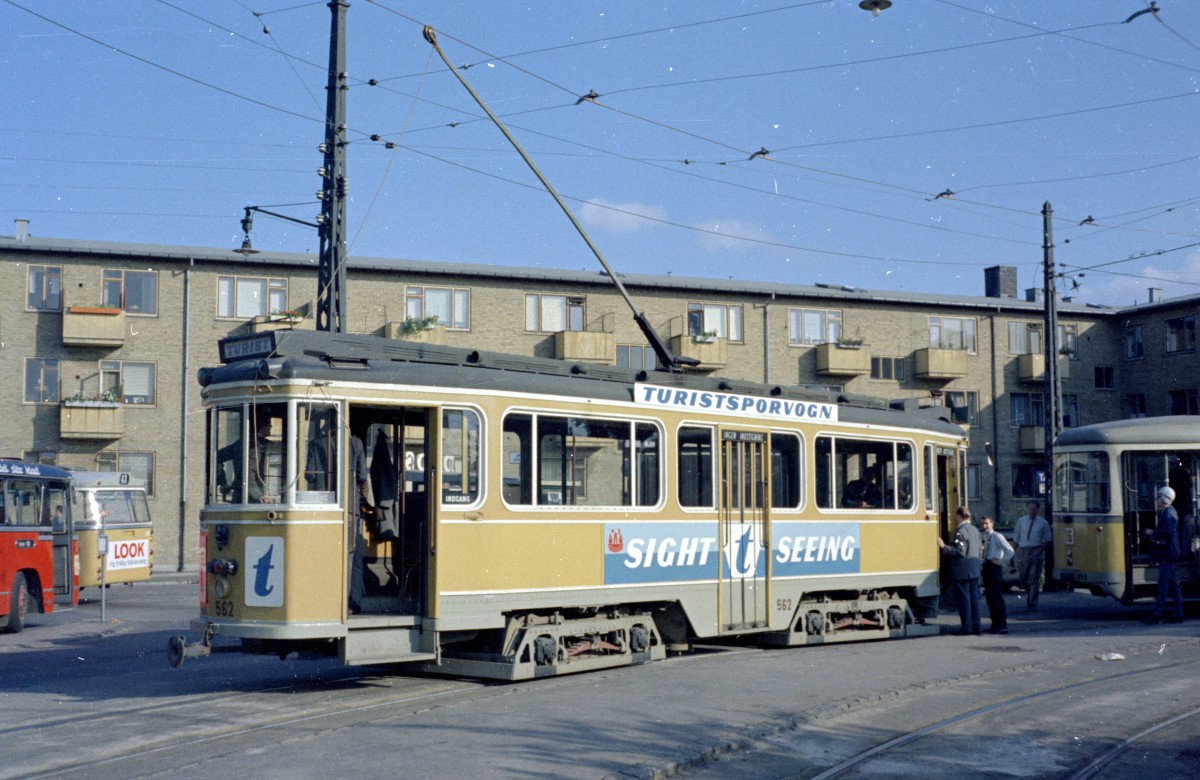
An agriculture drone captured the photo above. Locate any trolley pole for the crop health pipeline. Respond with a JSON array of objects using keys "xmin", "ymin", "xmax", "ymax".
[{"xmin": 316, "ymin": 0, "xmax": 349, "ymax": 334}]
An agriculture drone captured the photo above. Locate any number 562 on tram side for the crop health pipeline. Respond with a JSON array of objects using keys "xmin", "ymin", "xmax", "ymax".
[{"xmin": 169, "ymin": 330, "xmax": 968, "ymax": 679}]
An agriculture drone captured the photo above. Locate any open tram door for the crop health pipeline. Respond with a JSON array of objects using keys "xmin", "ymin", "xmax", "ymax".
[
  {"xmin": 717, "ymin": 429, "xmax": 770, "ymax": 632},
  {"xmin": 930, "ymin": 445, "xmax": 963, "ymax": 541},
  {"xmin": 352, "ymin": 405, "xmax": 437, "ymax": 619}
]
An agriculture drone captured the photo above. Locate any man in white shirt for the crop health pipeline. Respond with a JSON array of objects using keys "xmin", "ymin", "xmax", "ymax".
[
  {"xmin": 980, "ymin": 516, "xmax": 1014, "ymax": 634},
  {"xmin": 1013, "ymin": 501, "xmax": 1052, "ymax": 612}
]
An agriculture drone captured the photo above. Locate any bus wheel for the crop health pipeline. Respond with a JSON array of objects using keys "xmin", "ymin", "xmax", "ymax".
[{"xmin": 4, "ymin": 574, "xmax": 29, "ymax": 633}]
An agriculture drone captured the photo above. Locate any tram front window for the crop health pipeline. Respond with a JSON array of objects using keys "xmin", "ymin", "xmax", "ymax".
[{"xmin": 213, "ymin": 403, "xmax": 288, "ymax": 504}]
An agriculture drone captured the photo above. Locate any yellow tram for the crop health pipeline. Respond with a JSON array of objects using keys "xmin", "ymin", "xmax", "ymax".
[
  {"xmin": 171, "ymin": 329, "xmax": 967, "ymax": 679},
  {"xmin": 73, "ymin": 471, "xmax": 153, "ymax": 588},
  {"xmin": 1053, "ymin": 417, "xmax": 1199, "ymax": 603}
]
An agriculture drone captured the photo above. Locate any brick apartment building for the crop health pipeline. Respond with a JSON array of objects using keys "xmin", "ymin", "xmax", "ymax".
[{"xmin": 3, "ymin": 221, "xmax": 1196, "ymax": 571}]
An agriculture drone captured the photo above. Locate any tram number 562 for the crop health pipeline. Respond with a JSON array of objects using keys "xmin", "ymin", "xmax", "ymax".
[
  {"xmin": 775, "ymin": 598, "xmax": 793, "ymax": 613},
  {"xmin": 213, "ymin": 600, "xmax": 235, "ymax": 617}
]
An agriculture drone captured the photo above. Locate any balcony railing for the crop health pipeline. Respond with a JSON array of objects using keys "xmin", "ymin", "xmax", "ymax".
[
  {"xmin": 816, "ymin": 343, "xmax": 871, "ymax": 376},
  {"xmin": 62, "ymin": 306, "xmax": 125, "ymax": 347},
  {"xmin": 669, "ymin": 334, "xmax": 726, "ymax": 370},
  {"xmin": 915, "ymin": 347, "xmax": 969, "ymax": 380},
  {"xmin": 555, "ymin": 330, "xmax": 614, "ymax": 363},
  {"xmin": 1019, "ymin": 425, "xmax": 1045, "ymax": 455},
  {"xmin": 60, "ymin": 401, "xmax": 124, "ymax": 440}
]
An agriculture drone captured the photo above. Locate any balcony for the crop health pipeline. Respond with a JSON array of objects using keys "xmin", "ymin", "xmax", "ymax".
[
  {"xmin": 384, "ymin": 321, "xmax": 446, "ymax": 344},
  {"xmin": 669, "ymin": 334, "xmax": 726, "ymax": 371},
  {"xmin": 555, "ymin": 330, "xmax": 614, "ymax": 364},
  {"xmin": 915, "ymin": 348, "xmax": 969, "ymax": 380},
  {"xmin": 1019, "ymin": 426, "xmax": 1046, "ymax": 455},
  {"xmin": 60, "ymin": 402, "xmax": 124, "ymax": 440},
  {"xmin": 62, "ymin": 307, "xmax": 125, "ymax": 347},
  {"xmin": 249, "ymin": 314, "xmax": 309, "ymax": 334},
  {"xmin": 816, "ymin": 343, "xmax": 871, "ymax": 377},
  {"xmin": 1018, "ymin": 353, "xmax": 1071, "ymax": 383}
]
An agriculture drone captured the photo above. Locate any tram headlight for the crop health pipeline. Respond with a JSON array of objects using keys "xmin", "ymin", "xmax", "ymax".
[
  {"xmin": 214, "ymin": 577, "xmax": 229, "ymax": 599},
  {"xmin": 214, "ymin": 524, "xmax": 230, "ymax": 550}
]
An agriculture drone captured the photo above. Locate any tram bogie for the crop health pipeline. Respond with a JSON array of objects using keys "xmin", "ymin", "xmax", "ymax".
[{"xmin": 172, "ymin": 330, "xmax": 967, "ymax": 678}]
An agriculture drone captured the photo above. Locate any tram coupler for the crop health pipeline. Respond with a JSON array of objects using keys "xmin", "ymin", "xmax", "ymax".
[{"xmin": 167, "ymin": 622, "xmax": 222, "ymax": 668}]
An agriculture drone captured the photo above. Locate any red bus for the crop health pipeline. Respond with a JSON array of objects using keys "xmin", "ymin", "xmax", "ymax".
[{"xmin": 1, "ymin": 461, "xmax": 78, "ymax": 632}]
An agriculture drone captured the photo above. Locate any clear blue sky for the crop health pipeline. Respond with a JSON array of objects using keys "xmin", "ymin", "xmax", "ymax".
[{"xmin": 4, "ymin": 1, "xmax": 1198, "ymax": 307}]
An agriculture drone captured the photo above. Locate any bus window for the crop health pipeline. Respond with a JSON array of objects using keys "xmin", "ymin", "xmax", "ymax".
[
  {"xmin": 678, "ymin": 426, "xmax": 714, "ymax": 508},
  {"xmin": 9, "ymin": 480, "xmax": 44, "ymax": 527}
]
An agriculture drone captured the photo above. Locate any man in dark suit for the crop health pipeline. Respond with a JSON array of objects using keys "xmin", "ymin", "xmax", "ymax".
[{"xmin": 938, "ymin": 506, "xmax": 983, "ymax": 636}]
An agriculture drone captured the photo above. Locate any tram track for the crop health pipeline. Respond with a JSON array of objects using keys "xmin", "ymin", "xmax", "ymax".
[{"xmin": 671, "ymin": 636, "xmax": 1200, "ymax": 779}]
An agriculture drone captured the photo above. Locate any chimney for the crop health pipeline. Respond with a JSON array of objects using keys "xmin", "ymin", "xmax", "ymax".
[
  {"xmin": 984, "ymin": 265, "xmax": 1017, "ymax": 298},
  {"xmin": 1149, "ymin": 288, "xmax": 1161, "ymax": 304},
  {"xmin": 1025, "ymin": 287, "xmax": 1043, "ymax": 303},
  {"xmin": 15, "ymin": 219, "xmax": 29, "ymax": 242}
]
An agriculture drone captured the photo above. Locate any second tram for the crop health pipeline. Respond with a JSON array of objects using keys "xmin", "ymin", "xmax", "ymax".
[
  {"xmin": 171, "ymin": 329, "xmax": 968, "ymax": 678},
  {"xmin": 1053, "ymin": 417, "xmax": 1199, "ymax": 603}
]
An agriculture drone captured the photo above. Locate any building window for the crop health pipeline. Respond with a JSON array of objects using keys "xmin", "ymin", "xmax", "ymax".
[
  {"xmin": 688, "ymin": 302, "xmax": 743, "ymax": 342},
  {"xmin": 1058, "ymin": 324, "xmax": 1078, "ymax": 359},
  {"xmin": 102, "ymin": 269, "xmax": 157, "ymax": 315},
  {"xmin": 1168, "ymin": 388, "xmax": 1199, "ymax": 416},
  {"xmin": 118, "ymin": 452, "xmax": 155, "ymax": 496},
  {"xmin": 25, "ymin": 358, "xmax": 59, "ymax": 403},
  {"xmin": 1166, "ymin": 316, "xmax": 1196, "ymax": 354},
  {"xmin": 944, "ymin": 391, "xmax": 979, "ymax": 427},
  {"xmin": 1011, "ymin": 463, "xmax": 1042, "ymax": 499},
  {"xmin": 28, "ymin": 265, "xmax": 63, "ymax": 311},
  {"xmin": 1123, "ymin": 393, "xmax": 1146, "ymax": 419},
  {"xmin": 525, "ymin": 294, "xmax": 584, "ymax": 333},
  {"xmin": 23, "ymin": 451, "xmax": 59, "ymax": 465},
  {"xmin": 1062, "ymin": 394, "xmax": 1079, "ymax": 428},
  {"xmin": 967, "ymin": 463, "xmax": 982, "ymax": 501},
  {"xmin": 1008, "ymin": 321, "xmax": 1042, "ymax": 355},
  {"xmin": 789, "ymin": 308, "xmax": 841, "ymax": 346},
  {"xmin": 1124, "ymin": 325, "xmax": 1143, "ymax": 359},
  {"xmin": 1094, "ymin": 365, "xmax": 1115, "ymax": 390},
  {"xmin": 1010, "ymin": 392, "xmax": 1044, "ymax": 427},
  {"xmin": 101, "ymin": 361, "xmax": 156, "ymax": 405},
  {"xmin": 870, "ymin": 356, "xmax": 906, "ymax": 381},
  {"xmin": 617, "ymin": 345, "xmax": 658, "ymax": 371},
  {"xmin": 407, "ymin": 286, "xmax": 469, "ymax": 329},
  {"xmin": 218, "ymin": 276, "xmax": 288, "ymax": 318},
  {"xmin": 929, "ymin": 316, "xmax": 977, "ymax": 353}
]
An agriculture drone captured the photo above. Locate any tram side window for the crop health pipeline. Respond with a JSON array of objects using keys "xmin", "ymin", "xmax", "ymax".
[
  {"xmin": 816, "ymin": 436, "xmax": 912, "ymax": 510},
  {"xmin": 298, "ymin": 402, "xmax": 339, "ymax": 504},
  {"xmin": 538, "ymin": 416, "xmax": 630, "ymax": 507},
  {"xmin": 771, "ymin": 433, "xmax": 802, "ymax": 510},
  {"xmin": 502, "ymin": 414, "xmax": 534, "ymax": 505},
  {"xmin": 1054, "ymin": 452, "xmax": 1110, "ymax": 513},
  {"xmin": 678, "ymin": 426, "xmax": 714, "ymax": 508},
  {"xmin": 635, "ymin": 423, "xmax": 661, "ymax": 507},
  {"xmin": 441, "ymin": 408, "xmax": 481, "ymax": 505}
]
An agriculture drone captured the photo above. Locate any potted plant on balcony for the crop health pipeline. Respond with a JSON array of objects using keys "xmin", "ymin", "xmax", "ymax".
[
  {"xmin": 693, "ymin": 329, "xmax": 718, "ymax": 344},
  {"xmin": 835, "ymin": 337, "xmax": 865, "ymax": 349},
  {"xmin": 400, "ymin": 315, "xmax": 439, "ymax": 335},
  {"xmin": 62, "ymin": 390, "xmax": 120, "ymax": 408}
]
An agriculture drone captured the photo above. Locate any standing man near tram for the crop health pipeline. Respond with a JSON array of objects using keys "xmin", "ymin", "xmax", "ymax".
[{"xmin": 1013, "ymin": 500, "xmax": 1052, "ymax": 613}]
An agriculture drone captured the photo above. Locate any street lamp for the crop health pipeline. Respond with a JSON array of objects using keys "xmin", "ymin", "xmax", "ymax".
[{"xmin": 859, "ymin": 0, "xmax": 892, "ymax": 16}]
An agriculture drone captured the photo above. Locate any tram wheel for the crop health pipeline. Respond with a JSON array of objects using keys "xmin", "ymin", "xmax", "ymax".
[
  {"xmin": 167, "ymin": 636, "xmax": 186, "ymax": 668},
  {"xmin": 4, "ymin": 573, "xmax": 29, "ymax": 633}
]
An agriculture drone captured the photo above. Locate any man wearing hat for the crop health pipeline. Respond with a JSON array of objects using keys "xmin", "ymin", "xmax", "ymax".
[{"xmin": 1142, "ymin": 485, "xmax": 1184, "ymax": 624}]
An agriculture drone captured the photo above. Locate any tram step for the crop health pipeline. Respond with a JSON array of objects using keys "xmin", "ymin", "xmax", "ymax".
[{"xmin": 340, "ymin": 624, "xmax": 435, "ymax": 666}]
